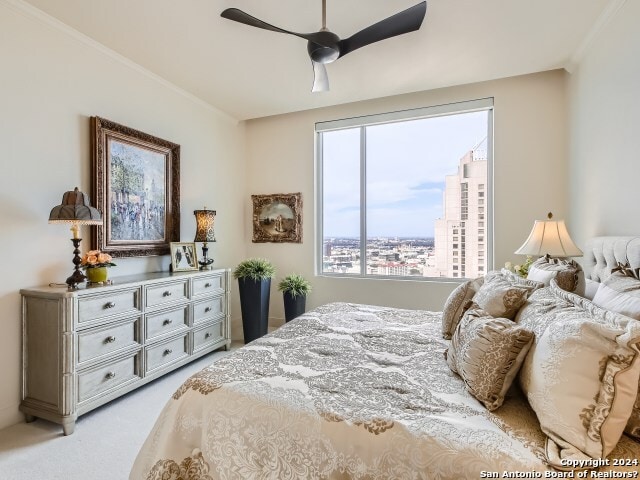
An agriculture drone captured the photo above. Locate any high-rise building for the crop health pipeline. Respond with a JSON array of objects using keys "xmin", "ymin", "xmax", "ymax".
[{"xmin": 434, "ymin": 138, "xmax": 487, "ymax": 279}]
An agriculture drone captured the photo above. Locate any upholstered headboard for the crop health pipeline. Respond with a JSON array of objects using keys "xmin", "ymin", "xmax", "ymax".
[{"xmin": 583, "ymin": 236, "xmax": 640, "ymax": 281}]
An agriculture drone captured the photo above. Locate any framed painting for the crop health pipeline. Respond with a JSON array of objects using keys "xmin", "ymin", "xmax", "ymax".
[
  {"xmin": 91, "ymin": 116, "xmax": 180, "ymax": 257},
  {"xmin": 169, "ymin": 242, "xmax": 199, "ymax": 272},
  {"xmin": 252, "ymin": 193, "xmax": 302, "ymax": 243}
]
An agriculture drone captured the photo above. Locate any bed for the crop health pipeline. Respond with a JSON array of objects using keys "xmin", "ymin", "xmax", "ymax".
[{"xmin": 130, "ymin": 237, "xmax": 640, "ymax": 479}]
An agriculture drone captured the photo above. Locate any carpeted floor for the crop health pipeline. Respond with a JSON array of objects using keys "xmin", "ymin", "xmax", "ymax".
[{"xmin": 0, "ymin": 347, "xmax": 233, "ymax": 480}]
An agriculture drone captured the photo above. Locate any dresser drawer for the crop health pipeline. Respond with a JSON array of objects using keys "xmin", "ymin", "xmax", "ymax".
[
  {"xmin": 77, "ymin": 352, "xmax": 141, "ymax": 403},
  {"xmin": 145, "ymin": 305, "xmax": 189, "ymax": 341},
  {"xmin": 77, "ymin": 317, "xmax": 140, "ymax": 365},
  {"xmin": 192, "ymin": 295, "xmax": 224, "ymax": 324},
  {"xmin": 78, "ymin": 288, "xmax": 141, "ymax": 324},
  {"xmin": 192, "ymin": 321, "xmax": 224, "ymax": 352},
  {"xmin": 145, "ymin": 280, "xmax": 188, "ymax": 309},
  {"xmin": 145, "ymin": 334, "xmax": 188, "ymax": 374},
  {"xmin": 192, "ymin": 274, "xmax": 225, "ymax": 298}
]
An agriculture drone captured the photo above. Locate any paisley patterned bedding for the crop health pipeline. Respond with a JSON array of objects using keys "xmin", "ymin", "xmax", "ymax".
[{"xmin": 130, "ymin": 302, "xmax": 640, "ymax": 480}]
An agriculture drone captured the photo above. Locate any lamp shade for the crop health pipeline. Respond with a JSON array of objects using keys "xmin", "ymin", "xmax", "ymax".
[
  {"xmin": 49, "ymin": 187, "xmax": 102, "ymax": 225},
  {"xmin": 515, "ymin": 216, "xmax": 582, "ymax": 257},
  {"xmin": 194, "ymin": 208, "xmax": 216, "ymax": 242}
]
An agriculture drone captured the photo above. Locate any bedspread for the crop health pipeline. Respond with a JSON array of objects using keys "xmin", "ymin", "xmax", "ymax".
[{"xmin": 130, "ymin": 302, "xmax": 640, "ymax": 479}]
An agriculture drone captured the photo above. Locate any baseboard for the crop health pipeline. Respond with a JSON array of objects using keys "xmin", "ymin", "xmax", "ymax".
[{"xmin": 0, "ymin": 402, "xmax": 25, "ymax": 432}]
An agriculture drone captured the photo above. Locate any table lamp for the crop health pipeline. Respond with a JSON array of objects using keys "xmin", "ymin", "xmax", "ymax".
[
  {"xmin": 515, "ymin": 212, "xmax": 583, "ymax": 258},
  {"xmin": 194, "ymin": 207, "xmax": 216, "ymax": 270},
  {"xmin": 49, "ymin": 187, "xmax": 103, "ymax": 289}
]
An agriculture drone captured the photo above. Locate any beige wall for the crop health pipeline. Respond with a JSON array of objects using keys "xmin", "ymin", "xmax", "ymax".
[
  {"xmin": 568, "ymin": 0, "xmax": 640, "ymax": 245},
  {"xmin": 0, "ymin": 1, "xmax": 247, "ymax": 430},
  {"xmin": 244, "ymin": 70, "xmax": 569, "ymax": 326}
]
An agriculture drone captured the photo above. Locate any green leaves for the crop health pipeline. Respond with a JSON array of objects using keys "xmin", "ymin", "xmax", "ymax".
[
  {"xmin": 233, "ymin": 258, "xmax": 276, "ymax": 280},
  {"xmin": 278, "ymin": 274, "xmax": 311, "ymax": 298}
]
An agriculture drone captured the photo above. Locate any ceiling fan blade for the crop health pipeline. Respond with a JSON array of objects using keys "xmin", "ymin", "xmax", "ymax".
[
  {"xmin": 221, "ymin": 8, "xmax": 336, "ymax": 47},
  {"xmin": 311, "ymin": 61, "xmax": 329, "ymax": 92},
  {"xmin": 221, "ymin": 8, "xmax": 298, "ymax": 35},
  {"xmin": 338, "ymin": 1, "xmax": 427, "ymax": 58}
]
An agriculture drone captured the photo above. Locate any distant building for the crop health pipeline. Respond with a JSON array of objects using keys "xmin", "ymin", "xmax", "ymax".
[
  {"xmin": 324, "ymin": 241, "xmax": 332, "ymax": 258},
  {"xmin": 434, "ymin": 138, "xmax": 487, "ymax": 279}
]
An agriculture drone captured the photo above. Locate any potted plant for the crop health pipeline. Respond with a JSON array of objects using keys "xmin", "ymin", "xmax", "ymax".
[
  {"xmin": 233, "ymin": 258, "xmax": 276, "ymax": 343},
  {"xmin": 80, "ymin": 249, "xmax": 116, "ymax": 284},
  {"xmin": 278, "ymin": 274, "xmax": 312, "ymax": 322}
]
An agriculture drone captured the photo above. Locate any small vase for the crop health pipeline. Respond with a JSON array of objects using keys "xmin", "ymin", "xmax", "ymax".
[{"xmin": 86, "ymin": 267, "xmax": 108, "ymax": 284}]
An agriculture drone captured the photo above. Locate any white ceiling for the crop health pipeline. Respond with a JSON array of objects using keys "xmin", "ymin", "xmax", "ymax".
[{"xmin": 24, "ymin": 0, "xmax": 613, "ymax": 120}]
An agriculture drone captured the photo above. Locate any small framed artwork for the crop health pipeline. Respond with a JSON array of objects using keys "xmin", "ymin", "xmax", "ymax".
[
  {"xmin": 251, "ymin": 193, "xmax": 302, "ymax": 243},
  {"xmin": 91, "ymin": 116, "xmax": 180, "ymax": 257},
  {"xmin": 170, "ymin": 242, "xmax": 199, "ymax": 272}
]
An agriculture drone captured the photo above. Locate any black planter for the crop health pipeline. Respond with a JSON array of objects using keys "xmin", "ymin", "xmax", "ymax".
[
  {"xmin": 283, "ymin": 292, "xmax": 306, "ymax": 322},
  {"xmin": 238, "ymin": 277, "xmax": 271, "ymax": 344}
]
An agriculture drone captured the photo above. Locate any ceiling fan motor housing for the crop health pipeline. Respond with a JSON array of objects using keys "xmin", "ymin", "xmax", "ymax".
[{"xmin": 307, "ymin": 30, "xmax": 340, "ymax": 64}]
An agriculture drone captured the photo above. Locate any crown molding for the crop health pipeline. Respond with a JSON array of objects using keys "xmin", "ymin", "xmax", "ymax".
[
  {"xmin": 1, "ymin": 0, "xmax": 239, "ymax": 125},
  {"xmin": 565, "ymin": 0, "xmax": 627, "ymax": 73}
]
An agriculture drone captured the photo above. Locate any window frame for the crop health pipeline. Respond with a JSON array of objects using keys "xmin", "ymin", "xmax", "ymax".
[{"xmin": 315, "ymin": 98, "xmax": 494, "ymax": 281}]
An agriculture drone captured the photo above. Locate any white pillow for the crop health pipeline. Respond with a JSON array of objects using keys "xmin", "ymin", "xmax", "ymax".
[{"xmin": 592, "ymin": 272, "xmax": 640, "ymax": 320}]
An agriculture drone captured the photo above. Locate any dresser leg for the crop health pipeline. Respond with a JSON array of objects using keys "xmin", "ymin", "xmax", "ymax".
[
  {"xmin": 24, "ymin": 414, "xmax": 36, "ymax": 423},
  {"xmin": 62, "ymin": 421, "xmax": 75, "ymax": 436}
]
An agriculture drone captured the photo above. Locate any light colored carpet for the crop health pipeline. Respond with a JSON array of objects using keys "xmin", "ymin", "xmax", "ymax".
[{"xmin": 0, "ymin": 347, "xmax": 233, "ymax": 480}]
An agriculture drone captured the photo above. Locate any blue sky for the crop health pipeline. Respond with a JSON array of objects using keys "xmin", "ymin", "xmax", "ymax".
[{"xmin": 322, "ymin": 110, "xmax": 488, "ymax": 237}]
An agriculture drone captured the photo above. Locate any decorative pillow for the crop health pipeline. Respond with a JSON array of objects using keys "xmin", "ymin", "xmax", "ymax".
[
  {"xmin": 627, "ymin": 396, "xmax": 640, "ymax": 440},
  {"xmin": 472, "ymin": 270, "xmax": 543, "ymax": 320},
  {"xmin": 526, "ymin": 254, "xmax": 585, "ymax": 295},
  {"xmin": 592, "ymin": 271, "xmax": 640, "ymax": 321},
  {"xmin": 518, "ymin": 280, "xmax": 640, "ymax": 466},
  {"xmin": 441, "ymin": 276, "xmax": 485, "ymax": 339},
  {"xmin": 446, "ymin": 306, "xmax": 534, "ymax": 411}
]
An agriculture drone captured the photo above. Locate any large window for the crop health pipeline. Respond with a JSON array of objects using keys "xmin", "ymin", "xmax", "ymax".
[{"xmin": 316, "ymin": 98, "xmax": 493, "ymax": 280}]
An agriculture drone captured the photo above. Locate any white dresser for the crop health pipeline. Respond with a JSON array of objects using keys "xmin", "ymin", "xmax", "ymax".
[{"xmin": 20, "ymin": 269, "xmax": 231, "ymax": 435}]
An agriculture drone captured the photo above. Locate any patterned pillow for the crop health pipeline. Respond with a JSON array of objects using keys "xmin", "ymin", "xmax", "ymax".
[
  {"xmin": 590, "ymin": 270, "xmax": 640, "ymax": 440},
  {"xmin": 441, "ymin": 277, "xmax": 485, "ymax": 339},
  {"xmin": 472, "ymin": 270, "xmax": 543, "ymax": 320},
  {"xmin": 592, "ymin": 271, "xmax": 640, "ymax": 321},
  {"xmin": 446, "ymin": 306, "xmax": 534, "ymax": 411},
  {"xmin": 526, "ymin": 254, "xmax": 585, "ymax": 295},
  {"xmin": 518, "ymin": 280, "xmax": 640, "ymax": 466}
]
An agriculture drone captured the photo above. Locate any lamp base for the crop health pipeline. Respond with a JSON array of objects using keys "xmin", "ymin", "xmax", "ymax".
[
  {"xmin": 66, "ymin": 238, "xmax": 86, "ymax": 290},
  {"xmin": 199, "ymin": 243, "xmax": 214, "ymax": 270},
  {"xmin": 199, "ymin": 259, "xmax": 214, "ymax": 271},
  {"xmin": 66, "ymin": 269, "xmax": 86, "ymax": 290}
]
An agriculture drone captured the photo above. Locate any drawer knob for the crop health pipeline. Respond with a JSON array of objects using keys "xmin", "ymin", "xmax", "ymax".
[
  {"xmin": 204, "ymin": 283, "xmax": 212, "ymax": 288},
  {"xmin": 104, "ymin": 302, "xmax": 116, "ymax": 309},
  {"xmin": 105, "ymin": 371, "xmax": 116, "ymax": 379},
  {"xmin": 204, "ymin": 332, "xmax": 211, "ymax": 339},
  {"xmin": 205, "ymin": 307, "xmax": 212, "ymax": 313},
  {"xmin": 105, "ymin": 336, "xmax": 116, "ymax": 343},
  {"xmin": 163, "ymin": 348, "xmax": 173, "ymax": 356},
  {"xmin": 162, "ymin": 291, "xmax": 172, "ymax": 297},
  {"xmin": 163, "ymin": 319, "xmax": 173, "ymax": 326}
]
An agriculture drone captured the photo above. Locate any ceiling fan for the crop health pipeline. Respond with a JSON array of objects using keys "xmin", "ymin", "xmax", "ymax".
[{"xmin": 221, "ymin": 1, "xmax": 427, "ymax": 92}]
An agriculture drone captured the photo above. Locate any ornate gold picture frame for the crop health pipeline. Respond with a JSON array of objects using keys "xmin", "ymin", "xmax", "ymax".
[
  {"xmin": 91, "ymin": 116, "xmax": 180, "ymax": 257},
  {"xmin": 251, "ymin": 193, "xmax": 302, "ymax": 243}
]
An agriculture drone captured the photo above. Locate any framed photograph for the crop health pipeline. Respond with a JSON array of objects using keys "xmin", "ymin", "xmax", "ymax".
[
  {"xmin": 91, "ymin": 116, "xmax": 180, "ymax": 257},
  {"xmin": 252, "ymin": 193, "xmax": 302, "ymax": 243},
  {"xmin": 170, "ymin": 242, "xmax": 199, "ymax": 272}
]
